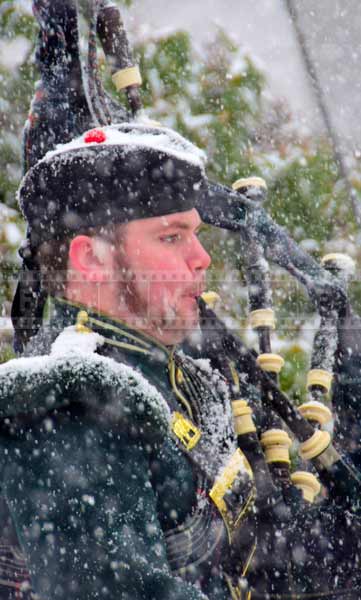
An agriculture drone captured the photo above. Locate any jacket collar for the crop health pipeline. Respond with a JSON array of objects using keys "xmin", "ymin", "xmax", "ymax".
[{"xmin": 49, "ymin": 296, "xmax": 172, "ymax": 366}]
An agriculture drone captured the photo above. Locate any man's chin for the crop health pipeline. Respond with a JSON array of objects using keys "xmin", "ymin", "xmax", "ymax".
[
  {"xmin": 160, "ymin": 297, "xmax": 199, "ymax": 327},
  {"xmin": 160, "ymin": 313, "xmax": 200, "ymax": 333},
  {"xmin": 152, "ymin": 307, "xmax": 200, "ymax": 345},
  {"xmin": 175, "ymin": 301, "xmax": 200, "ymax": 328}
]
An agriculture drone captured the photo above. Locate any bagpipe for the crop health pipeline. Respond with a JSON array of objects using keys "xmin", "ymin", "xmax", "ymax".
[
  {"xmin": 195, "ymin": 181, "xmax": 361, "ymax": 596},
  {"xmin": 19, "ymin": 0, "xmax": 361, "ymax": 514},
  {"xmin": 197, "ymin": 181, "xmax": 361, "ymax": 513},
  {"xmin": 12, "ymin": 1, "xmax": 361, "ymax": 596}
]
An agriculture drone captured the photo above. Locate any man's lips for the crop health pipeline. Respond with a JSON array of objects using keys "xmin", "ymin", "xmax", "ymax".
[
  {"xmin": 183, "ymin": 290, "xmax": 205, "ymax": 300},
  {"xmin": 182, "ymin": 283, "xmax": 206, "ymax": 299},
  {"xmin": 165, "ymin": 283, "xmax": 205, "ymax": 308}
]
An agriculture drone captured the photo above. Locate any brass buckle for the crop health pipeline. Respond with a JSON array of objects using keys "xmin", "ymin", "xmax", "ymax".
[
  {"xmin": 209, "ymin": 449, "xmax": 255, "ymax": 542},
  {"xmin": 172, "ymin": 412, "xmax": 201, "ymax": 451}
]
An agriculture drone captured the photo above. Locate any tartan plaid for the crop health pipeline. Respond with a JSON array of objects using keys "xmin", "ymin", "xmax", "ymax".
[{"xmin": 0, "ymin": 544, "xmax": 32, "ymax": 599}]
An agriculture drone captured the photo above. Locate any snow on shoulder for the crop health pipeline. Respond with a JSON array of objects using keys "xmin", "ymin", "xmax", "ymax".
[
  {"xmin": 50, "ymin": 325, "xmax": 104, "ymax": 356},
  {"xmin": 0, "ymin": 327, "xmax": 171, "ymax": 439},
  {"xmin": 44, "ymin": 119, "xmax": 207, "ymax": 171}
]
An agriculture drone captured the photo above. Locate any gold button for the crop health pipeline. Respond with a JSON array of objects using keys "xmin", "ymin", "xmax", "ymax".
[
  {"xmin": 176, "ymin": 368, "xmax": 184, "ymax": 385},
  {"xmin": 75, "ymin": 310, "xmax": 91, "ymax": 333}
]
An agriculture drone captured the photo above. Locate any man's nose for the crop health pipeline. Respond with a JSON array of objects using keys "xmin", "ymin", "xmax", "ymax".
[{"xmin": 187, "ymin": 236, "xmax": 211, "ymax": 273}]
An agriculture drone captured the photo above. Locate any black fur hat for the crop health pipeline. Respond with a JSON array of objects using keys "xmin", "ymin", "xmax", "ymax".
[
  {"xmin": 12, "ymin": 121, "xmax": 207, "ymax": 352},
  {"xmin": 19, "ymin": 121, "xmax": 207, "ymax": 248},
  {"xmin": 12, "ymin": 0, "xmax": 207, "ymax": 353}
]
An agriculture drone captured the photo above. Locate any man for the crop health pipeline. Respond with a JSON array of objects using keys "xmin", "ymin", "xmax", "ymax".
[
  {"xmin": 3, "ymin": 0, "xmax": 361, "ymax": 596},
  {"xmin": 2, "ymin": 120, "xmax": 361, "ymax": 600},
  {"xmin": 0, "ymin": 123, "xmax": 260, "ymax": 600}
]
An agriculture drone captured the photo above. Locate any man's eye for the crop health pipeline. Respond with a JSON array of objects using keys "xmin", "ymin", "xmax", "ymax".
[{"xmin": 160, "ymin": 234, "xmax": 181, "ymax": 243}]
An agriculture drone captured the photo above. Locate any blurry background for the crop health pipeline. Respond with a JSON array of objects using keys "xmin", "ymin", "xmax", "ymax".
[
  {"xmin": 125, "ymin": 0, "xmax": 322, "ymax": 132},
  {"xmin": 124, "ymin": 0, "xmax": 361, "ymax": 158},
  {"xmin": 1, "ymin": 0, "xmax": 361, "ymax": 402}
]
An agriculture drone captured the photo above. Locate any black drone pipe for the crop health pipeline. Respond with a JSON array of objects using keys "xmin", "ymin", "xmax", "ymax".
[
  {"xmin": 198, "ymin": 299, "xmax": 361, "ymax": 515},
  {"xmin": 96, "ymin": 0, "xmax": 142, "ymax": 115},
  {"xmin": 198, "ymin": 179, "xmax": 360, "ymax": 509},
  {"xmin": 300, "ymin": 254, "xmax": 354, "ymax": 430},
  {"xmin": 231, "ymin": 179, "xmax": 292, "ymax": 489},
  {"xmin": 198, "ymin": 181, "xmax": 346, "ymax": 314}
]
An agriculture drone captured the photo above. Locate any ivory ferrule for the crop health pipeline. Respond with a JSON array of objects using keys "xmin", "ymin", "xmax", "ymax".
[
  {"xmin": 299, "ymin": 429, "xmax": 331, "ymax": 460},
  {"xmin": 249, "ymin": 308, "xmax": 275, "ymax": 330},
  {"xmin": 112, "ymin": 65, "xmax": 142, "ymax": 91},
  {"xmin": 232, "ymin": 400, "xmax": 256, "ymax": 435},
  {"xmin": 307, "ymin": 369, "xmax": 333, "ymax": 393},
  {"xmin": 256, "ymin": 353, "xmax": 284, "ymax": 374},
  {"xmin": 232, "ymin": 176, "xmax": 267, "ymax": 192},
  {"xmin": 261, "ymin": 429, "xmax": 292, "ymax": 464},
  {"xmin": 321, "ymin": 253, "xmax": 356, "ymax": 273},
  {"xmin": 291, "ymin": 471, "xmax": 321, "ymax": 503},
  {"xmin": 299, "ymin": 402, "xmax": 332, "ymax": 426},
  {"xmin": 201, "ymin": 291, "xmax": 221, "ymax": 309}
]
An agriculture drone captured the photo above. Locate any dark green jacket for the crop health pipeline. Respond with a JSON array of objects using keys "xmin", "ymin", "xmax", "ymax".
[
  {"xmin": 0, "ymin": 299, "xmax": 238, "ymax": 600},
  {"xmin": 1, "ymin": 298, "xmax": 361, "ymax": 600}
]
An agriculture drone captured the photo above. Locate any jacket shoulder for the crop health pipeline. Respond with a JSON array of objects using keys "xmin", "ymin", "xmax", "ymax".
[{"xmin": 0, "ymin": 327, "xmax": 170, "ymax": 443}]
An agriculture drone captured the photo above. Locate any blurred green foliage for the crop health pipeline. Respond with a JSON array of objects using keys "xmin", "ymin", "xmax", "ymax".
[
  {"xmin": 136, "ymin": 28, "xmax": 266, "ymax": 184},
  {"xmin": 0, "ymin": 0, "xmax": 360, "ymax": 416},
  {"xmin": 0, "ymin": 3, "xmax": 37, "ymax": 209}
]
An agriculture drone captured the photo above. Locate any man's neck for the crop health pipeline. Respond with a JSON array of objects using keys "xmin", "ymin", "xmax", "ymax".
[
  {"xmin": 62, "ymin": 292, "xmax": 187, "ymax": 346},
  {"xmin": 55, "ymin": 295, "xmax": 187, "ymax": 348}
]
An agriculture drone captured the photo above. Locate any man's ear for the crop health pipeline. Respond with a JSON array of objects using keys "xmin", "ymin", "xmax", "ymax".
[{"xmin": 69, "ymin": 235, "xmax": 111, "ymax": 282}]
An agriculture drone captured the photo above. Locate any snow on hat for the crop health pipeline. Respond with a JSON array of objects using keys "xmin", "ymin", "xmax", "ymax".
[{"xmin": 19, "ymin": 121, "xmax": 207, "ymax": 248}]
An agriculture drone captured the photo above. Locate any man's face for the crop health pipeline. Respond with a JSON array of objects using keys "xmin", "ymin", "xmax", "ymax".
[{"xmin": 114, "ymin": 208, "xmax": 211, "ymax": 344}]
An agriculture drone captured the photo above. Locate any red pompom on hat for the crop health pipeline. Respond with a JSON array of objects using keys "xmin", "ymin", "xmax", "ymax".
[{"xmin": 84, "ymin": 128, "xmax": 107, "ymax": 144}]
